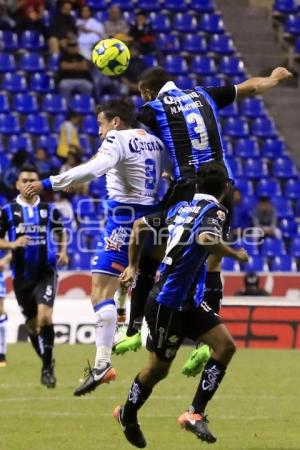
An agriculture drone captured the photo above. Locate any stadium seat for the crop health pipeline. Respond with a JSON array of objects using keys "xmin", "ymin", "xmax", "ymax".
[
  {"xmin": 229, "ymin": 74, "xmax": 247, "ymax": 84},
  {"xmin": 209, "ymin": 34, "xmax": 235, "ymax": 55},
  {"xmin": 161, "ymin": 0, "xmax": 188, "ymax": 12},
  {"xmin": 30, "ymin": 73, "xmax": 55, "ymax": 93},
  {"xmin": 48, "ymin": 53, "xmax": 59, "ymax": 71},
  {"xmin": 260, "ymin": 138, "xmax": 286, "ymax": 158},
  {"xmin": 271, "ymin": 197, "xmax": 294, "ymax": 219},
  {"xmin": 19, "ymin": 53, "xmax": 46, "ymax": 72},
  {"xmin": 52, "ymin": 114, "xmax": 67, "ymax": 131},
  {"xmin": 82, "ymin": 115, "xmax": 99, "ymax": 136},
  {"xmin": 142, "ymin": 54, "xmax": 159, "ymax": 67},
  {"xmin": 256, "ymin": 178, "xmax": 282, "ymax": 197},
  {"xmin": 69, "ymin": 252, "xmax": 92, "ymax": 270},
  {"xmin": 290, "ymin": 237, "xmax": 300, "ymax": 257},
  {"xmin": 201, "ymin": 75, "xmax": 225, "ymax": 87},
  {"xmin": 219, "ymin": 102, "xmax": 239, "ymax": 117},
  {"xmin": 42, "ymin": 94, "xmax": 67, "ymax": 114},
  {"xmin": 86, "ymin": 0, "xmax": 107, "ymax": 9},
  {"xmin": 279, "ymin": 218, "xmax": 299, "ymax": 238},
  {"xmin": 20, "ymin": 30, "xmax": 46, "ymax": 50},
  {"xmin": 89, "ymin": 177, "xmax": 107, "ymax": 198},
  {"xmin": 0, "ymin": 194, "xmax": 8, "ymax": 207},
  {"xmin": 221, "ymin": 257, "xmax": 240, "ymax": 271},
  {"xmin": 191, "ymin": 55, "xmax": 217, "ymax": 76},
  {"xmin": 273, "ymin": 0, "xmax": 298, "ymax": 15},
  {"xmin": 270, "ymin": 256, "xmax": 296, "ymax": 271},
  {"xmin": 0, "ymin": 94, "xmax": 10, "ymax": 113},
  {"xmin": 79, "ymin": 134, "xmax": 93, "ymax": 155},
  {"xmin": 2, "ymin": 73, "xmax": 27, "ymax": 93},
  {"xmin": 24, "ymin": 113, "xmax": 50, "ymax": 135},
  {"xmin": 284, "ymin": 14, "xmax": 300, "ymax": 37},
  {"xmin": 175, "ymin": 75, "xmax": 196, "ymax": 90},
  {"xmin": 243, "ymin": 159, "xmax": 269, "ymax": 179},
  {"xmin": 157, "ymin": 34, "xmax": 181, "ymax": 53},
  {"xmin": 13, "ymin": 93, "xmax": 39, "ymax": 114},
  {"xmin": 149, "ymin": 13, "xmax": 171, "ymax": 33},
  {"xmin": 219, "ymin": 56, "xmax": 246, "ymax": 76},
  {"xmin": 261, "ymin": 238, "xmax": 286, "ymax": 257},
  {"xmin": 131, "ymin": 95, "xmax": 144, "ymax": 109},
  {"xmin": 239, "ymin": 97, "xmax": 266, "ymax": 118},
  {"xmin": 241, "ymin": 256, "xmax": 267, "ymax": 272},
  {"xmin": 173, "ymin": 13, "xmax": 198, "ymax": 33},
  {"xmin": 136, "ymin": 0, "xmax": 161, "ymax": 11},
  {"xmin": 182, "ymin": 34, "xmax": 208, "ymax": 54},
  {"xmin": 0, "ymin": 31, "xmax": 18, "ymax": 50},
  {"xmin": 36, "ymin": 134, "xmax": 58, "ymax": 155},
  {"xmin": 234, "ymin": 138, "xmax": 260, "ymax": 158},
  {"xmin": 235, "ymin": 178, "xmax": 255, "ymax": 197},
  {"xmin": 111, "ymin": 0, "xmax": 134, "ymax": 10},
  {"xmin": 190, "ymin": 0, "xmax": 215, "ymax": 13},
  {"xmin": 164, "ymin": 54, "xmax": 188, "ymax": 75},
  {"xmin": 226, "ymin": 157, "xmax": 243, "ymax": 178},
  {"xmin": 70, "ymin": 95, "xmax": 96, "ymax": 114},
  {"xmin": 243, "ymin": 241, "xmax": 260, "ymax": 256},
  {"xmin": 251, "ymin": 118, "xmax": 277, "ymax": 138},
  {"xmin": 242, "ymin": 196, "xmax": 257, "ymax": 212},
  {"xmin": 272, "ymin": 157, "xmax": 298, "ymax": 178},
  {"xmin": 0, "ymin": 53, "xmax": 16, "ymax": 72},
  {"xmin": 223, "ymin": 117, "xmax": 249, "ymax": 138},
  {"xmin": 283, "ymin": 179, "xmax": 300, "ymax": 199},
  {"xmin": 8, "ymin": 134, "xmax": 33, "ymax": 152},
  {"xmin": 222, "ymin": 137, "xmax": 234, "ymax": 157},
  {"xmin": 0, "ymin": 113, "xmax": 20, "ymax": 135},
  {"xmin": 199, "ymin": 13, "xmax": 225, "ymax": 34}
]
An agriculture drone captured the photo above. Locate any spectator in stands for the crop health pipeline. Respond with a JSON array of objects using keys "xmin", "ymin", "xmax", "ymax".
[
  {"xmin": 48, "ymin": 0, "xmax": 77, "ymax": 55},
  {"xmin": 231, "ymin": 188, "xmax": 252, "ymax": 239},
  {"xmin": 252, "ymin": 196, "xmax": 281, "ymax": 239},
  {"xmin": 59, "ymin": 147, "xmax": 88, "ymax": 195},
  {"xmin": 76, "ymin": 5, "xmax": 104, "ymax": 59},
  {"xmin": 57, "ymin": 112, "xmax": 81, "ymax": 160},
  {"xmin": 119, "ymin": 43, "xmax": 148, "ymax": 95},
  {"xmin": 57, "ymin": 36, "xmax": 94, "ymax": 106},
  {"xmin": 11, "ymin": 0, "xmax": 47, "ymax": 35},
  {"xmin": 234, "ymin": 272, "xmax": 269, "ymax": 296},
  {"xmin": 104, "ymin": 4, "xmax": 132, "ymax": 44},
  {"xmin": 35, "ymin": 147, "xmax": 52, "ymax": 178},
  {"xmin": 129, "ymin": 9, "xmax": 156, "ymax": 55},
  {"xmin": 0, "ymin": 0, "xmax": 15, "ymax": 29}
]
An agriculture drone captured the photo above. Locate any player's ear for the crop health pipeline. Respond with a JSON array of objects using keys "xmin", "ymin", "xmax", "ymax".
[{"xmin": 113, "ymin": 116, "xmax": 121, "ymax": 128}]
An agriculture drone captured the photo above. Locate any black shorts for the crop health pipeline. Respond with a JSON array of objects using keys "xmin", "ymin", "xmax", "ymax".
[
  {"xmin": 145, "ymin": 296, "xmax": 222, "ymax": 362},
  {"xmin": 13, "ymin": 269, "xmax": 58, "ymax": 321}
]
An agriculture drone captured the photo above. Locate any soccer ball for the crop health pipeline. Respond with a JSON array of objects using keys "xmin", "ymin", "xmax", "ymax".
[{"xmin": 92, "ymin": 38, "xmax": 130, "ymax": 76}]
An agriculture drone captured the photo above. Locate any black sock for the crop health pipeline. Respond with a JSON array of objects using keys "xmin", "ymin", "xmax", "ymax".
[
  {"xmin": 28, "ymin": 332, "xmax": 43, "ymax": 359},
  {"xmin": 123, "ymin": 376, "xmax": 153, "ymax": 422},
  {"xmin": 204, "ymin": 272, "xmax": 223, "ymax": 314},
  {"xmin": 127, "ymin": 258, "xmax": 158, "ymax": 336},
  {"xmin": 40, "ymin": 324, "xmax": 55, "ymax": 369},
  {"xmin": 191, "ymin": 358, "xmax": 226, "ymax": 414}
]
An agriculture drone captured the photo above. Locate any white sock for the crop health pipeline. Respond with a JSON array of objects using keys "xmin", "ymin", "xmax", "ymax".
[
  {"xmin": 93, "ymin": 301, "xmax": 117, "ymax": 369},
  {"xmin": 0, "ymin": 313, "xmax": 8, "ymax": 355}
]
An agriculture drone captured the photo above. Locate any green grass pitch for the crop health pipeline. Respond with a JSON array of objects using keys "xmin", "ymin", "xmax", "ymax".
[{"xmin": 1, "ymin": 344, "xmax": 299, "ymax": 450}]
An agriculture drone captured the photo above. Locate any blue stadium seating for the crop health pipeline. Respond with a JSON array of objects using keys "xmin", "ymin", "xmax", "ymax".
[
  {"xmin": 190, "ymin": 0, "xmax": 215, "ymax": 13},
  {"xmin": 157, "ymin": 34, "xmax": 181, "ymax": 53},
  {"xmin": 8, "ymin": 134, "xmax": 33, "ymax": 152},
  {"xmin": 242, "ymin": 256, "xmax": 267, "ymax": 272},
  {"xmin": 24, "ymin": 114, "xmax": 50, "ymax": 135},
  {"xmin": 89, "ymin": 178, "xmax": 107, "ymax": 198},
  {"xmin": 191, "ymin": 55, "xmax": 217, "ymax": 76},
  {"xmin": 111, "ymin": 0, "xmax": 134, "ymax": 10},
  {"xmin": 48, "ymin": 54, "xmax": 59, "ymax": 72},
  {"xmin": 272, "ymin": 157, "xmax": 298, "ymax": 178},
  {"xmin": 222, "ymin": 137, "xmax": 234, "ymax": 157},
  {"xmin": 234, "ymin": 138, "xmax": 260, "ymax": 158},
  {"xmin": 0, "ymin": 195, "xmax": 8, "ymax": 207},
  {"xmin": 182, "ymin": 34, "xmax": 208, "ymax": 54},
  {"xmin": 2, "ymin": 73, "xmax": 27, "ymax": 93},
  {"xmin": 161, "ymin": 0, "xmax": 188, "ymax": 12},
  {"xmin": 284, "ymin": 179, "xmax": 300, "ymax": 198},
  {"xmin": 70, "ymin": 95, "xmax": 96, "ymax": 114},
  {"xmin": 226, "ymin": 157, "xmax": 243, "ymax": 178},
  {"xmin": 82, "ymin": 115, "xmax": 99, "ymax": 136},
  {"xmin": 199, "ymin": 13, "xmax": 225, "ymax": 34},
  {"xmin": 149, "ymin": 13, "xmax": 172, "ymax": 33},
  {"xmin": 36, "ymin": 134, "xmax": 58, "ymax": 155},
  {"xmin": 69, "ymin": 252, "xmax": 92, "ymax": 270},
  {"xmin": 201, "ymin": 75, "xmax": 225, "ymax": 86},
  {"xmin": 0, "ymin": 31, "xmax": 18, "ymax": 51},
  {"xmin": 164, "ymin": 54, "xmax": 188, "ymax": 75},
  {"xmin": 261, "ymin": 238, "xmax": 287, "ymax": 257},
  {"xmin": 19, "ymin": 53, "xmax": 46, "ymax": 72},
  {"xmin": 0, "ymin": 113, "xmax": 20, "ymax": 134},
  {"xmin": 30, "ymin": 73, "xmax": 55, "ymax": 93},
  {"xmin": 173, "ymin": 13, "xmax": 198, "ymax": 33},
  {"xmin": 136, "ymin": 0, "xmax": 161, "ymax": 11},
  {"xmin": 52, "ymin": 114, "xmax": 67, "ymax": 131},
  {"xmin": 20, "ymin": 30, "xmax": 46, "ymax": 51},
  {"xmin": 209, "ymin": 34, "xmax": 235, "ymax": 55},
  {"xmin": 175, "ymin": 75, "xmax": 196, "ymax": 90},
  {"xmin": 243, "ymin": 159, "xmax": 269, "ymax": 179},
  {"xmin": 13, "ymin": 93, "xmax": 39, "ymax": 114},
  {"xmin": 251, "ymin": 118, "xmax": 277, "ymax": 138},
  {"xmin": 273, "ymin": 0, "xmax": 298, "ymax": 15},
  {"xmin": 86, "ymin": 0, "xmax": 107, "ymax": 9},
  {"xmin": 243, "ymin": 241, "xmax": 260, "ymax": 256},
  {"xmin": 256, "ymin": 178, "xmax": 282, "ymax": 197},
  {"xmin": 223, "ymin": 117, "xmax": 249, "ymax": 138},
  {"xmin": 271, "ymin": 197, "xmax": 294, "ymax": 219},
  {"xmin": 270, "ymin": 256, "xmax": 296, "ymax": 271},
  {"xmin": 0, "ymin": 53, "xmax": 16, "ymax": 72},
  {"xmin": 239, "ymin": 98, "xmax": 266, "ymax": 117},
  {"xmin": 0, "ymin": 94, "xmax": 10, "ymax": 113},
  {"xmin": 43, "ymin": 94, "xmax": 68, "ymax": 114},
  {"xmin": 219, "ymin": 56, "xmax": 246, "ymax": 76},
  {"xmin": 222, "ymin": 257, "xmax": 239, "ymax": 271},
  {"xmin": 235, "ymin": 178, "xmax": 255, "ymax": 197},
  {"xmin": 290, "ymin": 237, "xmax": 300, "ymax": 257},
  {"xmin": 142, "ymin": 54, "xmax": 159, "ymax": 67},
  {"xmin": 261, "ymin": 138, "xmax": 286, "ymax": 158},
  {"xmin": 219, "ymin": 102, "xmax": 239, "ymax": 117},
  {"xmin": 284, "ymin": 14, "xmax": 300, "ymax": 36},
  {"xmin": 279, "ymin": 218, "xmax": 299, "ymax": 238}
]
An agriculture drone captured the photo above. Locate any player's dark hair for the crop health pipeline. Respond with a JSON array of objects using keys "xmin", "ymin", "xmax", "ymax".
[
  {"xmin": 196, "ymin": 161, "xmax": 229, "ymax": 198},
  {"xmin": 139, "ymin": 67, "xmax": 173, "ymax": 94},
  {"xmin": 18, "ymin": 164, "xmax": 40, "ymax": 178},
  {"xmin": 97, "ymin": 98, "xmax": 137, "ymax": 127}
]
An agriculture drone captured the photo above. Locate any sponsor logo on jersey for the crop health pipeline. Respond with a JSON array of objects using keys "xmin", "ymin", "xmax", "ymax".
[
  {"xmin": 15, "ymin": 223, "xmax": 46, "ymax": 234},
  {"xmin": 216, "ymin": 210, "xmax": 226, "ymax": 222},
  {"xmin": 129, "ymin": 137, "xmax": 163, "ymax": 154},
  {"xmin": 40, "ymin": 209, "xmax": 48, "ymax": 218},
  {"xmin": 104, "ymin": 227, "xmax": 127, "ymax": 252}
]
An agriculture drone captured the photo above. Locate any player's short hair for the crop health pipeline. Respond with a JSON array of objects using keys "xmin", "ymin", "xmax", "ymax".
[
  {"xmin": 196, "ymin": 161, "xmax": 229, "ymax": 198},
  {"xmin": 18, "ymin": 164, "xmax": 40, "ymax": 178},
  {"xmin": 97, "ymin": 98, "xmax": 137, "ymax": 127},
  {"xmin": 138, "ymin": 67, "xmax": 173, "ymax": 94}
]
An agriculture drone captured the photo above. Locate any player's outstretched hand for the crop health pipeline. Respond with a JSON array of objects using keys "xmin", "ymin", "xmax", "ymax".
[
  {"xmin": 12, "ymin": 236, "xmax": 30, "ymax": 249},
  {"xmin": 57, "ymin": 252, "xmax": 69, "ymax": 267},
  {"xmin": 271, "ymin": 67, "xmax": 293, "ymax": 82},
  {"xmin": 120, "ymin": 265, "xmax": 136, "ymax": 289},
  {"xmin": 235, "ymin": 248, "xmax": 249, "ymax": 263},
  {"xmin": 24, "ymin": 181, "xmax": 43, "ymax": 196}
]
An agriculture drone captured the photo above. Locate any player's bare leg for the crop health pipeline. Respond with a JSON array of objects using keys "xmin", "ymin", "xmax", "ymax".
[{"xmin": 0, "ymin": 298, "xmax": 8, "ymax": 367}]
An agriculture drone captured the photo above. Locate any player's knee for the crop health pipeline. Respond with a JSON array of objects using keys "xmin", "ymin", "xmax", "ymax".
[{"xmin": 26, "ymin": 319, "xmax": 38, "ymax": 335}]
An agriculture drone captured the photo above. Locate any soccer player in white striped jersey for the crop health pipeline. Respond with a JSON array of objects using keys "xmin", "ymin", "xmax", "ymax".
[
  {"xmin": 25, "ymin": 99, "xmax": 167, "ymax": 396},
  {"xmin": 0, "ymin": 251, "xmax": 11, "ymax": 367}
]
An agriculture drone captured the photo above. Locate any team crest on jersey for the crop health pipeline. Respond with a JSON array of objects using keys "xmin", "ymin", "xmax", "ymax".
[
  {"xmin": 104, "ymin": 227, "xmax": 127, "ymax": 251},
  {"xmin": 216, "ymin": 210, "xmax": 226, "ymax": 222},
  {"xmin": 40, "ymin": 209, "xmax": 48, "ymax": 219}
]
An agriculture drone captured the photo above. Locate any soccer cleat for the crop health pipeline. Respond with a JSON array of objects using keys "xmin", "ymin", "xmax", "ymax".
[
  {"xmin": 41, "ymin": 360, "xmax": 57, "ymax": 388},
  {"xmin": 0, "ymin": 353, "xmax": 7, "ymax": 368},
  {"xmin": 178, "ymin": 411, "xmax": 217, "ymax": 443},
  {"xmin": 113, "ymin": 405, "xmax": 146, "ymax": 448},
  {"xmin": 112, "ymin": 331, "xmax": 142, "ymax": 355},
  {"xmin": 182, "ymin": 345, "xmax": 211, "ymax": 377},
  {"xmin": 74, "ymin": 362, "xmax": 116, "ymax": 397}
]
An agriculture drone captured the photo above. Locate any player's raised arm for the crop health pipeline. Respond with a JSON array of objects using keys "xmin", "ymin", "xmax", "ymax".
[{"xmin": 236, "ymin": 67, "xmax": 292, "ymax": 99}]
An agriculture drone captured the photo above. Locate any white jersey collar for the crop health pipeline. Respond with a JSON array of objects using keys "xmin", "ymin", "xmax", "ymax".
[
  {"xmin": 158, "ymin": 81, "xmax": 179, "ymax": 96},
  {"xmin": 16, "ymin": 194, "xmax": 40, "ymax": 208},
  {"xmin": 193, "ymin": 193, "xmax": 219, "ymax": 204}
]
